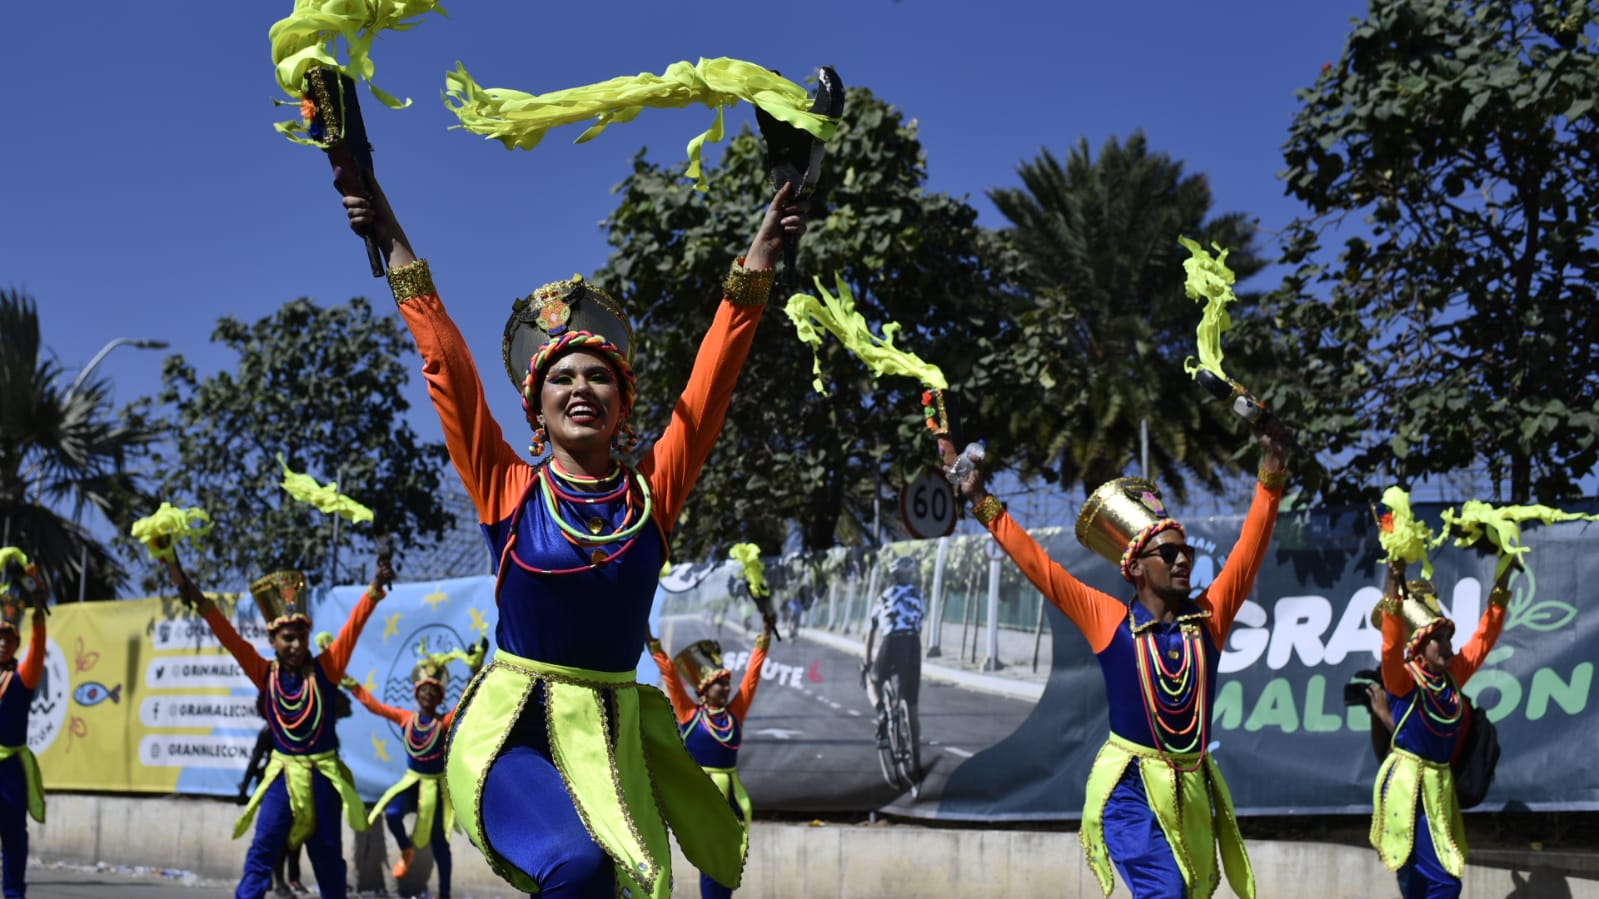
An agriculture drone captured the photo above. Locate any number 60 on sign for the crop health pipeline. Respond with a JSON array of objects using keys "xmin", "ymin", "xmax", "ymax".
[{"xmin": 900, "ymin": 467, "xmax": 957, "ymax": 539}]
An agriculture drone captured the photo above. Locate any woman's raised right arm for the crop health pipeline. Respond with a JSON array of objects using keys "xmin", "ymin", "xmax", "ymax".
[{"xmin": 340, "ymin": 174, "xmax": 533, "ymax": 525}]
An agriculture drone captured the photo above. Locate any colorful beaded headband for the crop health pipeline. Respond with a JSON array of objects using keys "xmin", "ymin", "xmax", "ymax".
[{"xmin": 1119, "ymin": 519, "xmax": 1186, "ymax": 582}]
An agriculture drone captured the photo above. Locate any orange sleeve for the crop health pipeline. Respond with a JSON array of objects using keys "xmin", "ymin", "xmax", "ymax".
[
  {"xmin": 636, "ymin": 299, "xmax": 765, "ymax": 534},
  {"xmin": 18, "ymin": 618, "xmax": 45, "ymax": 691},
  {"xmin": 1380, "ymin": 610, "xmax": 1413, "ymax": 697},
  {"xmin": 202, "ymin": 605, "xmax": 270, "ymax": 689},
  {"xmin": 1199, "ymin": 481, "xmax": 1284, "ymax": 644},
  {"xmin": 399, "ymin": 292, "xmax": 537, "ymax": 526},
  {"xmin": 442, "ymin": 708, "xmax": 457, "ymax": 731},
  {"xmin": 1449, "ymin": 600, "xmax": 1508, "ymax": 686},
  {"xmin": 651, "ymin": 647, "xmax": 697, "ymax": 723},
  {"xmin": 729, "ymin": 638, "xmax": 769, "ymax": 722},
  {"xmin": 350, "ymin": 683, "xmax": 410, "ymax": 727},
  {"xmin": 986, "ymin": 508, "xmax": 1126, "ymax": 654},
  {"xmin": 316, "ymin": 592, "xmax": 380, "ymax": 682}
]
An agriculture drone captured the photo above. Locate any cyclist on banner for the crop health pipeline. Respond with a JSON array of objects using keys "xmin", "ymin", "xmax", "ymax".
[{"xmin": 862, "ymin": 556, "xmax": 924, "ymax": 779}]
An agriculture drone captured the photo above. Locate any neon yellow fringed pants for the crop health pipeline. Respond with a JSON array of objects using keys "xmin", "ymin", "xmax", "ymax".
[
  {"xmin": 1371, "ymin": 747, "xmax": 1467, "ymax": 877},
  {"xmin": 235, "ymin": 750, "xmax": 368, "ymax": 849},
  {"xmin": 446, "ymin": 650, "xmax": 746, "ymax": 898},
  {"xmin": 1081, "ymin": 734, "xmax": 1253, "ymax": 899}
]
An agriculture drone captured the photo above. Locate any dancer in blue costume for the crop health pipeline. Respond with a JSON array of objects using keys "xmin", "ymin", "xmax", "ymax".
[
  {"xmin": 0, "ymin": 560, "xmax": 49, "ymax": 899},
  {"xmin": 648, "ymin": 622, "xmax": 773, "ymax": 899},
  {"xmin": 164, "ymin": 550, "xmax": 393, "ymax": 899},
  {"xmin": 338, "ymin": 171, "xmax": 807, "ymax": 898},
  {"xmin": 1370, "ymin": 560, "xmax": 1511, "ymax": 898}
]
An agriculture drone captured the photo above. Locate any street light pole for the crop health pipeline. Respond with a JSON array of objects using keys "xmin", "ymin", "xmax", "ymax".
[{"xmin": 67, "ymin": 338, "xmax": 169, "ymax": 601}]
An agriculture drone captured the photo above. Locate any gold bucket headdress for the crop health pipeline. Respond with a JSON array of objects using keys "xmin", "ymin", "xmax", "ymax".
[
  {"xmin": 250, "ymin": 570, "xmax": 311, "ymax": 631},
  {"xmin": 672, "ymin": 639, "xmax": 730, "ymax": 696},
  {"xmin": 503, "ymin": 274, "xmax": 636, "ymax": 410},
  {"xmin": 1075, "ymin": 477, "xmax": 1185, "ymax": 581},
  {"xmin": 0, "ymin": 597, "xmax": 23, "ymax": 634},
  {"xmin": 1370, "ymin": 579, "xmax": 1455, "ymax": 659}
]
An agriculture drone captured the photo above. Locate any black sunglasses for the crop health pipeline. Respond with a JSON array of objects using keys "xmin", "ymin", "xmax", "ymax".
[{"xmin": 1137, "ymin": 544, "xmax": 1195, "ymax": 566}]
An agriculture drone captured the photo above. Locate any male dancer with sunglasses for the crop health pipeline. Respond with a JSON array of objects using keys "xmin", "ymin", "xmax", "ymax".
[{"xmin": 942, "ymin": 426, "xmax": 1288, "ymax": 899}]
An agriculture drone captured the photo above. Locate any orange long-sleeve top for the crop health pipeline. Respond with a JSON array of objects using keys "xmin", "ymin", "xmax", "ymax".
[
  {"xmin": 1379, "ymin": 600, "xmax": 1507, "ymax": 698},
  {"xmin": 1380, "ymin": 593, "xmax": 1506, "ymax": 762},
  {"xmin": 18, "ymin": 618, "xmax": 45, "ymax": 691},
  {"xmin": 650, "ymin": 639, "xmax": 770, "ymax": 726},
  {"xmin": 201, "ymin": 592, "xmax": 380, "ymax": 690},
  {"xmin": 347, "ymin": 681, "xmax": 458, "ymax": 732},
  {"xmin": 982, "ymin": 481, "xmax": 1283, "ymax": 747},
  {"xmin": 398, "ymin": 279, "xmax": 765, "ymax": 671}
]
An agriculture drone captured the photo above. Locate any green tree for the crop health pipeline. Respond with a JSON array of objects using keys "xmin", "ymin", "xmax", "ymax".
[
  {"xmin": 595, "ymin": 88, "xmax": 1008, "ymax": 554},
  {"xmin": 1272, "ymin": 0, "xmax": 1599, "ymax": 503},
  {"xmin": 985, "ymin": 133, "xmax": 1268, "ymax": 499},
  {"xmin": 0, "ymin": 288, "xmax": 163, "ymax": 600},
  {"xmin": 145, "ymin": 297, "xmax": 453, "ymax": 589}
]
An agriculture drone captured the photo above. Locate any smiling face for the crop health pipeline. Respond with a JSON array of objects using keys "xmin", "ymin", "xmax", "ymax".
[
  {"xmin": 1131, "ymin": 530, "xmax": 1196, "ymax": 604},
  {"xmin": 0, "ymin": 630, "xmax": 17, "ymax": 665},
  {"xmin": 415, "ymin": 682, "xmax": 444, "ymax": 715},
  {"xmin": 701, "ymin": 674, "xmax": 732, "ymax": 709},
  {"xmin": 1420, "ymin": 629, "xmax": 1455, "ymax": 669},
  {"xmin": 270, "ymin": 622, "xmax": 311, "ymax": 671},
  {"xmin": 537, "ymin": 348, "xmax": 626, "ymax": 457}
]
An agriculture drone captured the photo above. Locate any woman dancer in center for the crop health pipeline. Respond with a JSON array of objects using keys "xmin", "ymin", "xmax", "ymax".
[{"xmin": 338, "ymin": 173, "xmax": 805, "ymax": 899}]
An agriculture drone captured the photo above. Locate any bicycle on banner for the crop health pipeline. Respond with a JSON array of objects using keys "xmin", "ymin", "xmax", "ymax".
[{"xmin": 861, "ymin": 556, "xmax": 925, "ymax": 796}]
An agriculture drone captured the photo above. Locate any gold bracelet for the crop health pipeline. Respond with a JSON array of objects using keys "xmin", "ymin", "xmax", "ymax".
[
  {"xmin": 1375, "ymin": 595, "xmax": 1401, "ymax": 617},
  {"xmin": 754, "ymin": 633, "xmax": 771, "ymax": 650},
  {"xmin": 723, "ymin": 257, "xmax": 775, "ymax": 307},
  {"xmin": 387, "ymin": 259, "xmax": 436, "ymax": 305},
  {"xmin": 972, "ymin": 495, "xmax": 1005, "ymax": 526},
  {"xmin": 646, "ymin": 639, "xmax": 663, "ymax": 654},
  {"xmin": 1257, "ymin": 463, "xmax": 1288, "ymax": 492},
  {"xmin": 1488, "ymin": 585, "xmax": 1512, "ymax": 609}
]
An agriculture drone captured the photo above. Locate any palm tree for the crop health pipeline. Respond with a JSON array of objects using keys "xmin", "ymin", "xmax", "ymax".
[
  {"xmin": 0, "ymin": 289, "xmax": 163, "ymax": 600},
  {"xmin": 986, "ymin": 132, "xmax": 1267, "ymax": 500}
]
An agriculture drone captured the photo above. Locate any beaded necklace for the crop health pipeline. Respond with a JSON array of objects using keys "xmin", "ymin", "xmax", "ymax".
[
  {"xmin": 689, "ymin": 704, "xmax": 740, "ymax": 749},
  {"xmin": 267, "ymin": 662, "xmax": 325, "ymax": 748},
  {"xmin": 1132, "ymin": 620, "xmax": 1209, "ymax": 771},
  {"xmin": 404, "ymin": 711, "xmax": 446, "ymax": 762},
  {"xmin": 0, "ymin": 668, "xmax": 13, "ymax": 706},
  {"xmin": 1405, "ymin": 659, "xmax": 1463, "ymax": 736},
  {"xmin": 500, "ymin": 462, "xmax": 655, "ymax": 577}
]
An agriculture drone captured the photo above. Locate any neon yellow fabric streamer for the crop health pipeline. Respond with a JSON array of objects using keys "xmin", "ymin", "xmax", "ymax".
[
  {"xmin": 784, "ymin": 274, "xmax": 948, "ymax": 396},
  {"xmin": 728, "ymin": 543, "xmax": 770, "ymax": 598},
  {"xmin": 1377, "ymin": 486, "xmax": 1435, "ymax": 579},
  {"xmin": 1179, "ymin": 237, "xmax": 1239, "ymax": 381},
  {"xmin": 1433, "ymin": 500, "xmax": 1599, "ymax": 579},
  {"xmin": 270, "ymin": 0, "xmax": 448, "ymax": 145},
  {"xmin": 130, "ymin": 503, "xmax": 214, "ymax": 562},
  {"xmin": 0, "ymin": 548, "xmax": 30, "ymax": 595},
  {"xmin": 278, "ymin": 454, "xmax": 375, "ymax": 524},
  {"xmin": 443, "ymin": 57, "xmax": 838, "ymax": 191}
]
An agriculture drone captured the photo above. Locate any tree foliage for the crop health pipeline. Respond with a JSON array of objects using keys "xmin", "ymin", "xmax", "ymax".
[
  {"xmin": 985, "ymin": 133, "xmax": 1269, "ymax": 499},
  {"xmin": 0, "ymin": 288, "xmax": 163, "ymax": 600},
  {"xmin": 1271, "ymin": 0, "xmax": 1599, "ymax": 503},
  {"xmin": 144, "ymin": 298, "xmax": 452, "ymax": 590},
  {"xmin": 594, "ymin": 88, "xmax": 1008, "ymax": 554}
]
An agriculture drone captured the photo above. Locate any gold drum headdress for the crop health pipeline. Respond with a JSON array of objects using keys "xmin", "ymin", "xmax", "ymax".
[
  {"xmin": 250, "ymin": 570, "xmax": 311, "ymax": 631},
  {"xmin": 1075, "ymin": 477, "xmax": 1185, "ymax": 581},
  {"xmin": 672, "ymin": 639, "xmax": 730, "ymax": 696}
]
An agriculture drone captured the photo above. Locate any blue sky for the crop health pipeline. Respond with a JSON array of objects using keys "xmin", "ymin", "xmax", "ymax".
[{"xmin": 3, "ymin": 0, "xmax": 1373, "ymax": 536}]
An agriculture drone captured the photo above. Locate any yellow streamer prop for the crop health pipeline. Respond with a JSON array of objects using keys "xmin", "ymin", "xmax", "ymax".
[
  {"xmin": 728, "ymin": 543, "xmax": 770, "ymax": 599},
  {"xmin": 278, "ymin": 454, "xmax": 374, "ymax": 524},
  {"xmin": 270, "ymin": 0, "xmax": 448, "ymax": 145},
  {"xmin": 130, "ymin": 503, "xmax": 214, "ymax": 562},
  {"xmin": 443, "ymin": 57, "xmax": 838, "ymax": 191},
  {"xmin": 784, "ymin": 275, "xmax": 948, "ymax": 396},
  {"xmin": 1433, "ymin": 500, "xmax": 1599, "ymax": 579},
  {"xmin": 1376, "ymin": 487, "xmax": 1435, "ymax": 579},
  {"xmin": 1179, "ymin": 237, "xmax": 1240, "ymax": 381},
  {"xmin": 0, "ymin": 548, "xmax": 31, "ymax": 595}
]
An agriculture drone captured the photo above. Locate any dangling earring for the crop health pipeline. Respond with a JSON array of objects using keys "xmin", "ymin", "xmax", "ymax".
[
  {"xmin": 612, "ymin": 422, "xmax": 639, "ymax": 454},
  {"xmin": 529, "ymin": 425, "xmax": 548, "ymax": 458}
]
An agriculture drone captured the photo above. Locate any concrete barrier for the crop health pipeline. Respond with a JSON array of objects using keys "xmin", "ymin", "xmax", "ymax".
[{"xmin": 35, "ymin": 794, "xmax": 1598, "ymax": 897}]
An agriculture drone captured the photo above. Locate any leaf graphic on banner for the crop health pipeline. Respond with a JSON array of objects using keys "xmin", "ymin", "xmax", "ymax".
[
  {"xmin": 1484, "ymin": 646, "xmax": 1514, "ymax": 665},
  {"xmin": 1502, "ymin": 566, "xmax": 1578, "ymax": 633},
  {"xmin": 74, "ymin": 636, "xmax": 99, "ymax": 673}
]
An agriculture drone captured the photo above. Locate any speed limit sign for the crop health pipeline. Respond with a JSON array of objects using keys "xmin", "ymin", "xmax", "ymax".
[{"xmin": 900, "ymin": 467, "xmax": 957, "ymax": 539}]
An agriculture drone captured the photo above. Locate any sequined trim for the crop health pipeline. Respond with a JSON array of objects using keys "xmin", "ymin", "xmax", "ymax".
[
  {"xmin": 1257, "ymin": 463, "xmax": 1288, "ymax": 492},
  {"xmin": 972, "ymin": 495, "xmax": 1004, "ymax": 526},
  {"xmin": 723, "ymin": 258, "xmax": 774, "ymax": 307},
  {"xmin": 387, "ymin": 259, "xmax": 436, "ymax": 305},
  {"xmin": 1488, "ymin": 585, "xmax": 1511, "ymax": 609}
]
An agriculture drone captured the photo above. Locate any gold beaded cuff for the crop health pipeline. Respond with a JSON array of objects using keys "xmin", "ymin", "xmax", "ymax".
[
  {"xmin": 387, "ymin": 259, "xmax": 436, "ymax": 305},
  {"xmin": 723, "ymin": 257, "xmax": 775, "ymax": 307},
  {"xmin": 972, "ymin": 495, "xmax": 1005, "ymax": 526},
  {"xmin": 755, "ymin": 633, "xmax": 771, "ymax": 650},
  {"xmin": 1375, "ymin": 595, "xmax": 1401, "ymax": 618},
  {"xmin": 646, "ymin": 638, "xmax": 663, "ymax": 654},
  {"xmin": 1258, "ymin": 463, "xmax": 1288, "ymax": 492},
  {"xmin": 1488, "ymin": 585, "xmax": 1512, "ymax": 609}
]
